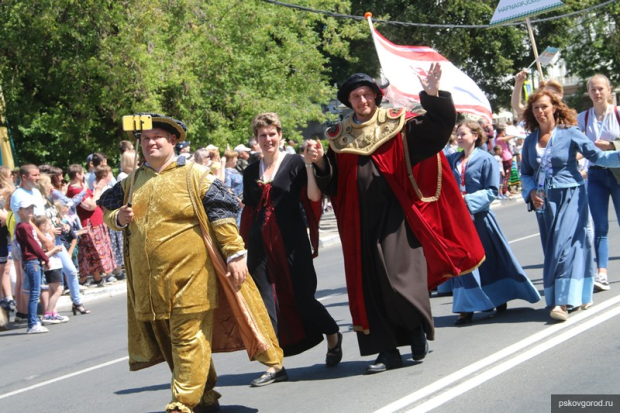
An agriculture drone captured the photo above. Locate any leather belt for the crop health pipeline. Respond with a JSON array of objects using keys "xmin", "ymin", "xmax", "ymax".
[{"xmin": 589, "ymin": 165, "xmax": 608, "ymax": 170}]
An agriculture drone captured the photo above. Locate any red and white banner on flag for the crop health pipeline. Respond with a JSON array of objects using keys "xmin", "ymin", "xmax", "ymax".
[{"xmin": 369, "ymin": 22, "xmax": 493, "ymax": 123}]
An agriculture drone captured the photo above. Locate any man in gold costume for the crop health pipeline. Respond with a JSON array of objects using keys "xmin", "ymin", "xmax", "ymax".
[{"xmin": 98, "ymin": 114, "xmax": 283, "ymax": 413}]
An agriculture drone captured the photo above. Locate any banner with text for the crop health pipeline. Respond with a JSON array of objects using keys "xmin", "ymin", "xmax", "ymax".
[{"xmin": 490, "ymin": 0, "xmax": 565, "ymax": 26}]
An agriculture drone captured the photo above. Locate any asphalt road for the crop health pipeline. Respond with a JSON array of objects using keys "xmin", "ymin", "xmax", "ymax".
[{"xmin": 1, "ymin": 202, "xmax": 619, "ymax": 413}]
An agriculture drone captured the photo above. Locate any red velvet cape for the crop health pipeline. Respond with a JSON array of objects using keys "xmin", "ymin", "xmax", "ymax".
[{"xmin": 330, "ymin": 122, "xmax": 485, "ymax": 333}]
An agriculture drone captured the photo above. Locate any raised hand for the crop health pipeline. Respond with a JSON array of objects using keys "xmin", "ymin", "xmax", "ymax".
[
  {"xmin": 304, "ymin": 139, "xmax": 323, "ymax": 162},
  {"xmin": 418, "ymin": 62, "xmax": 442, "ymax": 97},
  {"xmin": 515, "ymin": 70, "xmax": 528, "ymax": 84}
]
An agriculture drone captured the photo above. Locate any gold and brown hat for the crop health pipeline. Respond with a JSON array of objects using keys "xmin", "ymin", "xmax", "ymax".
[{"xmin": 130, "ymin": 113, "xmax": 188, "ymax": 142}]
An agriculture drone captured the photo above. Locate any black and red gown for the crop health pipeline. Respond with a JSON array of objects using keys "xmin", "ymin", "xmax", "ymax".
[
  {"xmin": 316, "ymin": 91, "xmax": 485, "ymax": 356},
  {"xmin": 241, "ymin": 153, "xmax": 338, "ymax": 357}
]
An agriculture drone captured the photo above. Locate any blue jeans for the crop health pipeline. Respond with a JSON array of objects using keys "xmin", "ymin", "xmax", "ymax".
[
  {"xmin": 23, "ymin": 260, "xmax": 43, "ymax": 329},
  {"xmin": 587, "ymin": 168, "xmax": 620, "ymax": 269},
  {"xmin": 57, "ymin": 244, "xmax": 82, "ymax": 305}
]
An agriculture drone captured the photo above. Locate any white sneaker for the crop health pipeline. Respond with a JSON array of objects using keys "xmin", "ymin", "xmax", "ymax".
[
  {"xmin": 41, "ymin": 315, "xmax": 62, "ymax": 325},
  {"xmin": 594, "ymin": 273, "xmax": 611, "ymax": 291},
  {"xmin": 27, "ymin": 323, "xmax": 49, "ymax": 334},
  {"xmin": 53, "ymin": 314, "xmax": 69, "ymax": 323}
]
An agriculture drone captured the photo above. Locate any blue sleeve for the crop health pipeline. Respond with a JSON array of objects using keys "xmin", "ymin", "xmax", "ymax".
[
  {"xmin": 572, "ymin": 127, "xmax": 620, "ymax": 167},
  {"xmin": 520, "ymin": 136, "xmax": 537, "ymax": 203},
  {"xmin": 464, "ymin": 157, "xmax": 499, "ymax": 214},
  {"xmin": 224, "ymin": 170, "xmax": 232, "ymax": 189}
]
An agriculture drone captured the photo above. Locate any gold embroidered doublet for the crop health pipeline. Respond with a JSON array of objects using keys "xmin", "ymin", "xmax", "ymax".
[{"xmin": 325, "ymin": 107, "xmax": 406, "ymax": 155}]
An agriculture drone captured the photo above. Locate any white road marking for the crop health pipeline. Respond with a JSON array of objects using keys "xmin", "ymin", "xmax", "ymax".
[
  {"xmin": 408, "ymin": 304, "xmax": 620, "ymax": 412},
  {"xmin": 318, "ymin": 293, "xmax": 343, "ymax": 302},
  {"xmin": 0, "ymin": 356, "xmax": 129, "ymax": 401},
  {"xmin": 376, "ymin": 294, "xmax": 620, "ymax": 413},
  {"xmin": 508, "ymin": 233, "xmax": 540, "ymax": 244}
]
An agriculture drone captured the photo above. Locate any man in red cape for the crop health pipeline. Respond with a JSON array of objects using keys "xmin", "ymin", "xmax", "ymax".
[{"xmin": 308, "ymin": 68, "xmax": 485, "ymax": 374}]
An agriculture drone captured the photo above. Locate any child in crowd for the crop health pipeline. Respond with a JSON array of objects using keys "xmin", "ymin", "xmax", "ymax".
[
  {"xmin": 493, "ymin": 145, "xmax": 508, "ymax": 199},
  {"xmin": 55, "ymin": 200, "xmax": 86, "ymax": 268},
  {"xmin": 14, "ymin": 201, "xmax": 61, "ymax": 334},
  {"xmin": 33, "ymin": 216, "xmax": 68, "ymax": 325}
]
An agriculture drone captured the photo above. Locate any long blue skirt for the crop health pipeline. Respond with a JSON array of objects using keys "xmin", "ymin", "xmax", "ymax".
[
  {"xmin": 452, "ymin": 210, "xmax": 541, "ymax": 312},
  {"xmin": 536, "ymin": 185, "xmax": 595, "ymax": 308}
]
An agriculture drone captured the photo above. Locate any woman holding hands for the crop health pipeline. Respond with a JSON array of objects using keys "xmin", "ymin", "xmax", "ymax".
[{"xmin": 241, "ymin": 113, "xmax": 341, "ymax": 387}]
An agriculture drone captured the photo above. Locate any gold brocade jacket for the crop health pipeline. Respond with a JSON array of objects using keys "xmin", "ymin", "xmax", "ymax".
[{"xmin": 101, "ymin": 158, "xmax": 244, "ymax": 321}]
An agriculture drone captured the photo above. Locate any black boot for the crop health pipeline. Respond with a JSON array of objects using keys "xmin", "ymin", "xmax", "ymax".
[
  {"xmin": 411, "ymin": 326, "xmax": 428, "ymax": 361},
  {"xmin": 366, "ymin": 349, "xmax": 403, "ymax": 374}
]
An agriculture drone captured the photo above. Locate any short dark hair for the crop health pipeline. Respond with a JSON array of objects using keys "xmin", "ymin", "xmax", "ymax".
[
  {"xmin": 92, "ymin": 152, "xmax": 107, "ymax": 167},
  {"xmin": 67, "ymin": 164, "xmax": 83, "ymax": 180},
  {"xmin": 20, "ymin": 164, "xmax": 38, "ymax": 179},
  {"xmin": 252, "ymin": 113, "xmax": 282, "ymax": 137},
  {"xmin": 119, "ymin": 140, "xmax": 134, "ymax": 154}
]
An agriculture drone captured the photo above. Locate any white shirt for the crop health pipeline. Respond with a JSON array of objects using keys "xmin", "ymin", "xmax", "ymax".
[
  {"xmin": 577, "ymin": 106, "xmax": 620, "ymax": 167},
  {"xmin": 10, "ymin": 187, "xmax": 46, "ymax": 223}
]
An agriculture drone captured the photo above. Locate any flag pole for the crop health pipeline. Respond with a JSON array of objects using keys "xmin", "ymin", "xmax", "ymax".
[
  {"xmin": 525, "ymin": 18, "xmax": 544, "ymax": 82},
  {"xmin": 365, "ymin": 11, "xmax": 373, "ymax": 31}
]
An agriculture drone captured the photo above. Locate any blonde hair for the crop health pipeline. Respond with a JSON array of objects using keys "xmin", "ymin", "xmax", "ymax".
[
  {"xmin": 54, "ymin": 200, "xmax": 68, "ymax": 219},
  {"xmin": 224, "ymin": 149, "xmax": 238, "ymax": 160},
  {"xmin": 37, "ymin": 173, "xmax": 52, "ymax": 197},
  {"xmin": 33, "ymin": 215, "xmax": 50, "ymax": 229},
  {"xmin": 0, "ymin": 166, "xmax": 14, "ymax": 193},
  {"xmin": 587, "ymin": 74, "xmax": 614, "ymax": 104}
]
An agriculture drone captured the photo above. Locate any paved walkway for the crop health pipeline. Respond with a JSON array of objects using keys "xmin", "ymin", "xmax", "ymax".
[{"xmin": 57, "ymin": 195, "xmax": 524, "ymax": 312}]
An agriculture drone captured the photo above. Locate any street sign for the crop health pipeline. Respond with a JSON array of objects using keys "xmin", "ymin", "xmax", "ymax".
[{"xmin": 490, "ymin": 0, "xmax": 565, "ymax": 26}]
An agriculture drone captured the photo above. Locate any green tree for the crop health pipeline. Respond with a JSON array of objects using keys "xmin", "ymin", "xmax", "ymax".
[
  {"xmin": 329, "ymin": 0, "xmax": 618, "ymax": 112},
  {"xmin": 0, "ymin": 0, "xmax": 362, "ymax": 166}
]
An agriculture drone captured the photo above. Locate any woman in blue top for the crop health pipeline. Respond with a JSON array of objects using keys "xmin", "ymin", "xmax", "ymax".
[
  {"xmin": 447, "ymin": 121, "xmax": 540, "ymax": 325},
  {"xmin": 521, "ymin": 90, "xmax": 620, "ymax": 322}
]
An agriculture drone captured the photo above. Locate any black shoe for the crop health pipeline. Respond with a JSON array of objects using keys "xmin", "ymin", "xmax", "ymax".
[
  {"xmin": 496, "ymin": 303, "xmax": 508, "ymax": 313},
  {"xmin": 250, "ymin": 367, "xmax": 288, "ymax": 387},
  {"xmin": 454, "ymin": 312, "xmax": 474, "ymax": 325},
  {"xmin": 366, "ymin": 350, "xmax": 403, "ymax": 374},
  {"xmin": 411, "ymin": 327, "xmax": 428, "ymax": 361},
  {"xmin": 325, "ymin": 332, "xmax": 343, "ymax": 367}
]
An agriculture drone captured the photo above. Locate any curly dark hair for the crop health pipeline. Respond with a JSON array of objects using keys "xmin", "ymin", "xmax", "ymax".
[
  {"xmin": 457, "ymin": 120, "xmax": 487, "ymax": 148},
  {"xmin": 522, "ymin": 89, "xmax": 577, "ymax": 132}
]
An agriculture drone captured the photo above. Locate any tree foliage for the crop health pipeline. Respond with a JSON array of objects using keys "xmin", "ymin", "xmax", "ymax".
[
  {"xmin": 0, "ymin": 0, "xmax": 363, "ymax": 166},
  {"xmin": 329, "ymin": 0, "xmax": 618, "ymax": 112},
  {"xmin": 1, "ymin": 0, "xmax": 617, "ymax": 167}
]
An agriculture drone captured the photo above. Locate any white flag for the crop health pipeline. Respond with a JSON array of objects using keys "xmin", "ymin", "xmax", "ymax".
[{"xmin": 370, "ymin": 24, "xmax": 493, "ymax": 123}]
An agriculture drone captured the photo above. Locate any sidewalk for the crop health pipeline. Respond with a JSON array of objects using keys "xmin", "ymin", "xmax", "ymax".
[{"xmin": 57, "ymin": 195, "xmax": 524, "ymax": 312}]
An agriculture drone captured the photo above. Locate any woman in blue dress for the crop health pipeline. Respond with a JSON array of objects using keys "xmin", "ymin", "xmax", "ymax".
[
  {"xmin": 521, "ymin": 90, "xmax": 620, "ymax": 322},
  {"xmin": 447, "ymin": 121, "xmax": 541, "ymax": 325}
]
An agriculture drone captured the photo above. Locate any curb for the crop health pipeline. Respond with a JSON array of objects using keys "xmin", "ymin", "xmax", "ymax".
[
  {"xmin": 55, "ymin": 197, "xmax": 525, "ymax": 311},
  {"xmin": 57, "ymin": 281, "xmax": 127, "ymax": 312}
]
